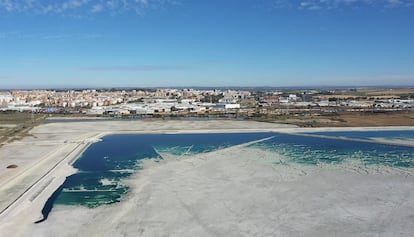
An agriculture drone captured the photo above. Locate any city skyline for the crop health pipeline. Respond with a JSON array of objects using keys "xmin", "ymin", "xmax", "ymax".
[{"xmin": 1, "ymin": 0, "xmax": 413, "ymax": 89}]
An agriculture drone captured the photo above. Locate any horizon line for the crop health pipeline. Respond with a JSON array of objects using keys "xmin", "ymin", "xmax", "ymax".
[{"xmin": 1, "ymin": 84, "xmax": 414, "ymax": 91}]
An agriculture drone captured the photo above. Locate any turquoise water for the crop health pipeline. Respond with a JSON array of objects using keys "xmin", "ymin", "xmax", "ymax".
[
  {"xmin": 251, "ymin": 133, "xmax": 414, "ymax": 167},
  {"xmin": 63, "ymin": 133, "xmax": 274, "ymax": 205},
  {"xmin": 36, "ymin": 131, "xmax": 414, "ymax": 223},
  {"xmin": 306, "ymin": 130, "xmax": 414, "ymax": 141},
  {"xmin": 60, "ymin": 133, "xmax": 272, "ymax": 207},
  {"xmin": 36, "ymin": 133, "xmax": 272, "ymax": 222}
]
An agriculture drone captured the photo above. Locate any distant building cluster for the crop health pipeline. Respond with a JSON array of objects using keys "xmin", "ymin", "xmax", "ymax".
[
  {"xmin": 0, "ymin": 88, "xmax": 413, "ymax": 115},
  {"xmin": 0, "ymin": 89, "xmax": 243, "ymax": 115}
]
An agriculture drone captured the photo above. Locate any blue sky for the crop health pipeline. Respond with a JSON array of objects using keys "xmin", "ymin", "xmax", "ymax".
[{"xmin": 0, "ymin": 0, "xmax": 413, "ymax": 88}]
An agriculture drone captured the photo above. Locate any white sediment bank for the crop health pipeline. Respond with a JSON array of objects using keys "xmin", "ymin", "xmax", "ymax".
[
  {"xmin": 0, "ymin": 119, "xmax": 413, "ymax": 237},
  {"xmin": 31, "ymin": 144, "xmax": 414, "ymax": 237}
]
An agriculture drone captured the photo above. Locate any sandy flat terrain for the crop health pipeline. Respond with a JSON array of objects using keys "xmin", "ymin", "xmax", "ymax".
[
  {"xmin": 0, "ymin": 120, "xmax": 413, "ymax": 237},
  {"xmin": 0, "ymin": 120, "xmax": 296, "ymax": 236},
  {"xmin": 32, "ymin": 144, "xmax": 414, "ymax": 237}
]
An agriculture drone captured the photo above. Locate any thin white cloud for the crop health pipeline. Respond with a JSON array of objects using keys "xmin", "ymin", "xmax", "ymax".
[
  {"xmin": 265, "ymin": 0, "xmax": 414, "ymax": 10},
  {"xmin": 0, "ymin": 31, "xmax": 19, "ymax": 39},
  {"xmin": 0, "ymin": 31, "xmax": 103, "ymax": 40},
  {"xmin": 388, "ymin": 0, "xmax": 402, "ymax": 4},
  {"xmin": 0, "ymin": 0, "xmax": 179, "ymax": 15},
  {"xmin": 81, "ymin": 65, "xmax": 189, "ymax": 71},
  {"xmin": 2, "ymin": 1, "xmax": 412, "ymax": 14},
  {"xmin": 91, "ymin": 3, "xmax": 103, "ymax": 13}
]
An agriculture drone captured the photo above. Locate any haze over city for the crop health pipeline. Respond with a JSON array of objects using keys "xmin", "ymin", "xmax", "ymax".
[{"xmin": 1, "ymin": 0, "xmax": 413, "ymax": 89}]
